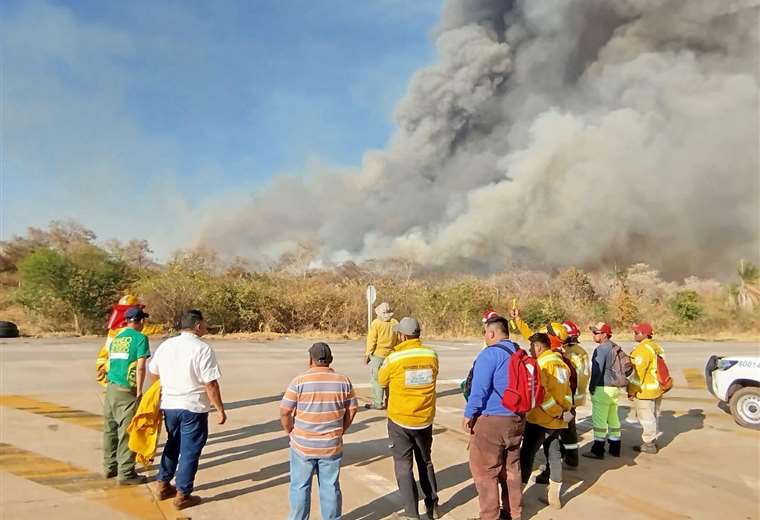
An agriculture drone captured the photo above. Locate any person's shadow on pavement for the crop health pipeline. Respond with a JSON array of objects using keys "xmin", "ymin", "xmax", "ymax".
[{"xmin": 522, "ymin": 405, "xmax": 705, "ymax": 517}]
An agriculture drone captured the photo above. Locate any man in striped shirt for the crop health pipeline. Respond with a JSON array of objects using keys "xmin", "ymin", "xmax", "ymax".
[{"xmin": 280, "ymin": 342, "xmax": 358, "ymax": 520}]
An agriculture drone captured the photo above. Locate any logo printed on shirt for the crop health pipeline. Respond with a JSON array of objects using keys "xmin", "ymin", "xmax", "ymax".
[
  {"xmin": 405, "ymin": 368, "xmax": 433, "ymax": 387},
  {"xmin": 110, "ymin": 336, "xmax": 133, "ymax": 353}
]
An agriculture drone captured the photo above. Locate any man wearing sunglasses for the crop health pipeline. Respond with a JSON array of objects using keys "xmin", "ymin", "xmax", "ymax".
[{"xmin": 583, "ymin": 322, "xmax": 622, "ymax": 460}]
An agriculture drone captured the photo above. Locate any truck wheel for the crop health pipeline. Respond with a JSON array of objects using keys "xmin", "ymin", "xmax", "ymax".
[
  {"xmin": 0, "ymin": 321, "xmax": 20, "ymax": 338},
  {"xmin": 730, "ymin": 387, "xmax": 760, "ymax": 430}
]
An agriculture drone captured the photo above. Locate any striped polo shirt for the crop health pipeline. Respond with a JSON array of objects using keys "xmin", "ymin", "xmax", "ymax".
[{"xmin": 280, "ymin": 367, "xmax": 357, "ymax": 458}]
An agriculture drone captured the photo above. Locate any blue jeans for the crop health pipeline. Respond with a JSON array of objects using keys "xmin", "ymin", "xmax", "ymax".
[
  {"xmin": 288, "ymin": 449, "xmax": 343, "ymax": 520},
  {"xmin": 157, "ymin": 409, "xmax": 209, "ymax": 495}
]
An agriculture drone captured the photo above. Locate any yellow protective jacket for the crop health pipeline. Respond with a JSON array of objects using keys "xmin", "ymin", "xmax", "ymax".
[
  {"xmin": 378, "ymin": 338, "xmax": 438, "ymax": 428},
  {"xmin": 564, "ymin": 341, "xmax": 590, "ymax": 407},
  {"xmin": 527, "ymin": 350, "xmax": 573, "ymax": 429},
  {"xmin": 127, "ymin": 380, "xmax": 162, "ymax": 466},
  {"xmin": 513, "ymin": 316, "xmax": 534, "ymax": 343},
  {"xmin": 366, "ymin": 318, "xmax": 399, "ymax": 358},
  {"xmin": 96, "ymin": 328, "xmax": 123, "ymax": 387},
  {"xmin": 628, "ymin": 339, "xmax": 665, "ymax": 400}
]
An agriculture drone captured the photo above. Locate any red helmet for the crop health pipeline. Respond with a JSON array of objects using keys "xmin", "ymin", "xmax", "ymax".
[
  {"xmin": 482, "ymin": 310, "xmax": 499, "ymax": 323},
  {"xmin": 563, "ymin": 320, "xmax": 580, "ymax": 338}
]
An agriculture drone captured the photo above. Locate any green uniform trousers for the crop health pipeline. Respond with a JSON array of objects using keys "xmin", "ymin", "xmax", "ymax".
[
  {"xmin": 369, "ymin": 355, "xmax": 388, "ymax": 408},
  {"xmin": 591, "ymin": 386, "xmax": 621, "ymax": 442},
  {"xmin": 103, "ymin": 383, "xmax": 139, "ymax": 478}
]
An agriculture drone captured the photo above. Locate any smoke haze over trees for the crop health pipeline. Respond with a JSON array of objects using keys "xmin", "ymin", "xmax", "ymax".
[{"xmin": 199, "ymin": 0, "xmax": 759, "ymax": 279}]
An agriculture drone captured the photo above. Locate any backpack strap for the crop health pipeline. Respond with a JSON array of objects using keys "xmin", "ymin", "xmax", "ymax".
[{"xmin": 489, "ymin": 340, "xmax": 517, "ymax": 356}]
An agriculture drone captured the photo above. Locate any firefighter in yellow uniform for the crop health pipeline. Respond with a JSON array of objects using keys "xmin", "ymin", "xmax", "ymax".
[
  {"xmin": 554, "ymin": 321, "xmax": 589, "ymax": 467},
  {"xmin": 510, "ymin": 309, "xmax": 589, "ymax": 471},
  {"xmin": 628, "ymin": 322, "xmax": 665, "ymax": 454},
  {"xmin": 519, "ymin": 332, "xmax": 573, "ymax": 510}
]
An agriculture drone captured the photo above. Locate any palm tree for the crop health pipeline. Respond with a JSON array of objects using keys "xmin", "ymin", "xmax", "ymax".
[{"xmin": 734, "ymin": 259, "xmax": 760, "ymax": 311}]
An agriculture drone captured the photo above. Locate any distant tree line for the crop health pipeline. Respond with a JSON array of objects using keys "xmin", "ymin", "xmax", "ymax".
[{"xmin": 1, "ymin": 220, "xmax": 758, "ymax": 337}]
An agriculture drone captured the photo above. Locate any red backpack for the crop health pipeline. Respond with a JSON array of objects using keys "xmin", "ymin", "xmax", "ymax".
[
  {"xmin": 644, "ymin": 344, "xmax": 673, "ymax": 393},
  {"xmin": 501, "ymin": 346, "xmax": 545, "ymax": 414},
  {"xmin": 656, "ymin": 356, "xmax": 673, "ymax": 393}
]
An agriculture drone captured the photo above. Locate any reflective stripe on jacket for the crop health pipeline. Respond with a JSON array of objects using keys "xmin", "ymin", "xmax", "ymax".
[
  {"xmin": 628, "ymin": 339, "xmax": 665, "ymax": 400},
  {"xmin": 564, "ymin": 342, "xmax": 590, "ymax": 406},
  {"xmin": 527, "ymin": 350, "xmax": 573, "ymax": 429},
  {"xmin": 378, "ymin": 338, "xmax": 438, "ymax": 428}
]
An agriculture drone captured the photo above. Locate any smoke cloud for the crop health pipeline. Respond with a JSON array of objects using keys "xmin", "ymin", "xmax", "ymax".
[{"xmin": 199, "ymin": 0, "xmax": 760, "ymax": 278}]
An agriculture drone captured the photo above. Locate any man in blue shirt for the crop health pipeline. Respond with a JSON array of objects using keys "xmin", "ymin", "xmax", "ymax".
[{"xmin": 463, "ymin": 316, "xmax": 525, "ymax": 520}]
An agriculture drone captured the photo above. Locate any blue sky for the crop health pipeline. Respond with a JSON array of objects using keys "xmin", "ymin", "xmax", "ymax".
[{"xmin": 1, "ymin": 0, "xmax": 441, "ymax": 256}]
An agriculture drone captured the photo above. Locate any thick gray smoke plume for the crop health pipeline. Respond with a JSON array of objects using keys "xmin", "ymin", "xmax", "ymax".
[{"xmin": 200, "ymin": 0, "xmax": 760, "ymax": 278}]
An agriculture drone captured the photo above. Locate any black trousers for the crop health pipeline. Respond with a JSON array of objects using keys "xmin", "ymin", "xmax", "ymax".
[
  {"xmin": 560, "ymin": 416, "xmax": 579, "ymax": 467},
  {"xmin": 388, "ymin": 420, "xmax": 439, "ymax": 517},
  {"xmin": 520, "ymin": 422, "xmax": 563, "ymax": 484}
]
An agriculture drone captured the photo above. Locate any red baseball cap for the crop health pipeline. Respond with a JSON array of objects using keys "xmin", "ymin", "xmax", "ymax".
[
  {"xmin": 632, "ymin": 323, "xmax": 654, "ymax": 336},
  {"xmin": 589, "ymin": 322, "xmax": 612, "ymax": 335}
]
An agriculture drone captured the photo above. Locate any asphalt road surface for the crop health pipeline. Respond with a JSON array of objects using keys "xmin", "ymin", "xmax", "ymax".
[{"xmin": 1, "ymin": 336, "xmax": 758, "ymax": 519}]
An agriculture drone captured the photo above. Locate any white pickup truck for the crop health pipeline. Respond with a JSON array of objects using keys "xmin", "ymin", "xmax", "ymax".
[{"xmin": 705, "ymin": 355, "xmax": 760, "ymax": 430}]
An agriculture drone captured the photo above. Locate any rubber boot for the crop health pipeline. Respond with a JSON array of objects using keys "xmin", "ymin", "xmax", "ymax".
[
  {"xmin": 608, "ymin": 439, "xmax": 621, "ymax": 457},
  {"xmin": 582, "ymin": 440, "xmax": 605, "ymax": 460},
  {"xmin": 548, "ymin": 481, "xmax": 562, "ymax": 509}
]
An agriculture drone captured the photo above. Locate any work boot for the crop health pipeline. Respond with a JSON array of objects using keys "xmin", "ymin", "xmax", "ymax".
[
  {"xmin": 582, "ymin": 440, "xmax": 605, "ymax": 460},
  {"xmin": 103, "ymin": 468, "xmax": 117, "ymax": 479},
  {"xmin": 173, "ymin": 493, "xmax": 202, "ymax": 510},
  {"xmin": 633, "ymin": 442, "xmax": 658, "ymax": 454},
  {"xmin": 118, "ymin": 474, "xmax": 148, "ymax": 486},
  {"xmin": 426, "ymin": 503, "xmax": 441, "ymax": 519},
  {"xmin": 156, "ymin": 480, "xmax": 177, "ymax": 500},
  {"xmin": 608, "ymin": 439, "xmax": 621, "ymax": 457},
  {"xmin": 534, "ymin": 464, "xmax": 550, "ymax": 485},
  {"xmin": 547, "ymin": 481, "xmax": 562, "ymax": 509}
]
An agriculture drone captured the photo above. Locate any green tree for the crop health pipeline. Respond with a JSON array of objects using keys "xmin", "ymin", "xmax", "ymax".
[
  {"xmin": 670, "ymin": 290, "xmax": 704, "ymax": 322},
  {"xmin": 16, "ymin": 245, "xmax": 129, "ymax": 333},
  {"xmin": 520, "ymin": 297, "xmax": 566, "ymax": 330}
]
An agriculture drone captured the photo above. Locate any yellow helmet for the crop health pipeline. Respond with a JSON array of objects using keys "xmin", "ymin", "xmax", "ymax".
[
  {"xmin": 547, "ymin": 322, "xmax": 569, "ymax": 343},
  {"xmin": 118, "ymin": 294, "xmax": 139, "ymax": 305}
]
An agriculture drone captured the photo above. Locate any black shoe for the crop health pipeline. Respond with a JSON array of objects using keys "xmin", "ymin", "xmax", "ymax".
[
  {"xmin": 608, "ymin": 440, "xmax": 621, "ymax": 457},
  {"xmin": 118, "ymin": 475, "xmax": 148, "ymax": 486},
  {"xmin": 583, "ymin": 440, "xmax": 606, "ymax": 459},
  {"xmin": 426, "ymin": 504, "xmax": 441, "ymax": 519},
  {"xmin": 103, "ymin": 469, "xmax": 117, "ymax": 479}
]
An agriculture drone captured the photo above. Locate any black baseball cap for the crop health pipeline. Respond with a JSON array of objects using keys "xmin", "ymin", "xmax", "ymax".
[
  {"xmin": 309, "ymin": 342, "xmax": 333, "ymax": 364},
  {"xmin": 125, "ymin": 307, "xmax": 149, "ymax": 321}
]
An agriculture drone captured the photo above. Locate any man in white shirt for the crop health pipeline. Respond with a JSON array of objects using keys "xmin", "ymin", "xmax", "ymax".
[{"xmin": 149, "ymin": 309, "xmax": 226, "ymax": 510}]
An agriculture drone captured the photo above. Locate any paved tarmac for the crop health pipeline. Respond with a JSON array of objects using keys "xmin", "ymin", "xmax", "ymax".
[{"xmin": 1, "ymin": 336, "xmax": 759, "ymax": 519}]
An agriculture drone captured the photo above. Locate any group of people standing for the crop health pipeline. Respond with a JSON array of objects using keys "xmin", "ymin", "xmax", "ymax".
[
  {"xmin": 99, "ymin": 300, "xmax": 668, "ymax": 520},
  {"xmin": 100, "ymin": 308, "xmax": 225, "ymax": 510},
  {"xmin": 357, "ymin": 303, "xmax": 668, "ymax": 520}
]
